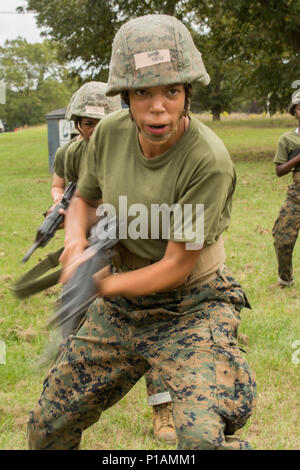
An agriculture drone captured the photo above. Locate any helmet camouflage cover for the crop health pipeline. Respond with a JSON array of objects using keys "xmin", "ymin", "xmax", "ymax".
[
  {"xmin": 288, "ymin": 89, "xmax": 300, "ymax": 116},
  {"xmin": 65, "ymin": 81, "xmax": 122, "ymax": 120},
  {"xmin": 106, "ymin": 14, "xmax": 210, "ymax": 96},
  {"xmin": 65, "ymin": 88, "xmax": 79, "ymax": 120}
]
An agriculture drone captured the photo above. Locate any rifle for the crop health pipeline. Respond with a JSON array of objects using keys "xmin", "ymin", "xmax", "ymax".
[
  {"xmin": 288, "ymin": 147, "xmax": 300, "ymax": 172},
  {"xmin": 22, "ymin": 182, "xmax": 76, "ymax": 263},
  {"xmin": 47, "ymin": 215, "xmax": 120, "ymax": 337}
]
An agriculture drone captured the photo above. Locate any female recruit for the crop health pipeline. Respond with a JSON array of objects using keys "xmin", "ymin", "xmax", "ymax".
[{"xmin": 28, "ymin": 15, "xmax": 256, "ymax": 450}]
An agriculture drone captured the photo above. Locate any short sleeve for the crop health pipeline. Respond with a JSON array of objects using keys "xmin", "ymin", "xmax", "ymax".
[
  {"xmin": 273, "ymin": 137, "xmax": 289, "ymax": 164},
  {"xmin": 169, "ymin": 168, "xmax": 235, "ymax": 246},
  {"xmin": 53, "ymin": 145, "xmax": 67, "ymax": 178},
  {"xmin": 64, "ymin": 141, "xmax": 86, "ymax": 183},
  {"xmin": 77, "ymin": 130, "xmax": 102, "ymax": 200}
]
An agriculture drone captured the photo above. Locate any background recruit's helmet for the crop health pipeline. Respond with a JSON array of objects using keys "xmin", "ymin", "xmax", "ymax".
[
  {"xmin": 65, "ymin": 81, "xmax": 122, "ymax": 120},
  {"xmin": 288, "ymin": 89, "xmax": 300, "ymax": 116},
  {"xmin": 106, "ymin": 14, "xmax": 210, "ymax": 96}
]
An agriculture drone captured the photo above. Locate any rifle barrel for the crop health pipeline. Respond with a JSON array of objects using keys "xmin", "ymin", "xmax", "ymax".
[{"xmin": 22, "ymin": 240, "xmax": 41, "ymax": 263}]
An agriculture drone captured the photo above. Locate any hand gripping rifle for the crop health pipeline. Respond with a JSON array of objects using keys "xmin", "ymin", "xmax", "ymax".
[
  {"xmin": 22, "ymin": 182, "xmax": 77, "ymax": 263},
  {"xmin": 288, "ymin": 147, "xmax": 300, "ymax": 172},
  {"xmin": 47, "ymin": 215, "xmax": 120, "ymax": 336}
]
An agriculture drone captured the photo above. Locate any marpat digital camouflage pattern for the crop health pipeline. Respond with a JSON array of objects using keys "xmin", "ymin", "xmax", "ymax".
[
  {"xmin": 66, "ymin": 81, "xmax": 122, "ymax": 120},
  {"xmin": 272, "ymin": 182, "xmax": 300, "ymax": 283},
  {"xmin": 28, "ymin": 267, "xmax": 256, "ymax": 450},
  {"xmin": 106, "ymin": 14, "xmax": 210, "ymax": 96}
]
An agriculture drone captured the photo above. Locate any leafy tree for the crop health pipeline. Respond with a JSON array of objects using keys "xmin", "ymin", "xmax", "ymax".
[
  {"xmin": 24, "ymin": 0, "xmax": 300, "ymax": 116},
  {"xmin": 190, "ymin": 0, "xmax": 300, "ymax": 113},
  {"xmin": 191, "ymin": 60, "xmax": 246, "ymax": 120},
  {"xmin": 25, "ymin": 0, "xmax": 244, "ymax": 118},
  {"xmin": 0, "ymin": 38, "xmax": 67, "ymax": 90},
  {"xmin": 0, "ymin": 38, "xmax": 77, "ymax": 128},
  {"xmin": 210, "ymin": 0, "xmax": 300, "ymax": 57},
  {"xmin": 188, "ymin": 8, "xmax": 251, "ymax": 120},
  {"xmin": 26, "ymin": 0, "xmax": 184, "ymax": 80}
]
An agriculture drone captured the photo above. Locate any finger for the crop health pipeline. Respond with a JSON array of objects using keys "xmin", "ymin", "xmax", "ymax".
[
  {"xmin": 93, "ymin": 265, "xmax": 111, "ymax": 284},
  {"xmin": 59, "ymin": 249, "xmax": 95, "ymax": 284},
  {"xmin": 59, "ymin": 246, "xmax": 86, "ymax": 266},
  {"xmin": 46, "ymin": 206, "xmax": 55, "ymax": 216},
  {"xmin": 59, "ymin": 249, "xmax": 68, "ymax": 266},
  {"xmin": 47, "ymin": 202, "xmax": 59, "ymax": 216}
]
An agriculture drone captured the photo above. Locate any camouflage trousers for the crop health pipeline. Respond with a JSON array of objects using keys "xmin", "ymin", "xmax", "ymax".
[
  {"xmin": 145, "ymin": 369, "xmax": 172, "ymax": 406},
  {"xmin": 272, "ymin": 182, "xmax": 300, "ymax": 284},
  {"xmin": 60, "ymin": 301, "xmax": 168, "ymax": 405},
  {"xmin": 27, "ymin": 266, "xmax": 256, "ymax": 450}
]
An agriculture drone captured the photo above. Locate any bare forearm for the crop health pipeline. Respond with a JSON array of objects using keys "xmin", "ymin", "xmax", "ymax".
[
  {"xmin": 276, "ymin": 155, "xmax": 300, "ymax": 176},
  {"xmin": 51, "ymin": 174, "xmax": 65, "ymax": 202},
  {"xmin": 95, "ymin": 241, "xmax": 202, "ymax": 297},
  {"xmin": 64, "ymin": 195, "xmax": 100, "ymax": 241},
  {"xmin": 51, "ymin": 187, "xmax": 64, "ymax": 203},
  {"xmin": 97, "ymin": 251, "xmax": 197, "ymax": 298},
  {"xmin": 98, "ymin": 262, "xmax": 185, "ymax": 297}
]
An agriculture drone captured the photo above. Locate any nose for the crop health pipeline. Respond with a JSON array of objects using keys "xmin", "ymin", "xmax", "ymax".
[{"xmin": 149, "ymin": 93, "xmax": 166, "ymax": 113}]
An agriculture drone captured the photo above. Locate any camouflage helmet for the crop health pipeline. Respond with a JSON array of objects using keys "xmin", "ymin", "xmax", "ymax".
[
  {"xmin": 65, "ymin": 88, "xmax": 79, "ymax": 120},
  {"xmin": 65, "ymin": 81, "xmax": 122, "ymax": 120},
  {"xmin": 288, "ymin": 89, "xmax": 300, "ymax": 116},
  {"xmin": 106, "ymin": 14, "xmax": 210, "ymax": 96}
]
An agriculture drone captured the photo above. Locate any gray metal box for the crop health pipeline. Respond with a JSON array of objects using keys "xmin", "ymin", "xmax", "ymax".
[{"xmin": 45, "ymin": 107, "xmax": 75, "ymax": 173}]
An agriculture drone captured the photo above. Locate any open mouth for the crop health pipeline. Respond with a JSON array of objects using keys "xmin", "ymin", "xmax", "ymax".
[{"xmin": 146, "ymin": 124, "xmax": 168, "ymax": 135}]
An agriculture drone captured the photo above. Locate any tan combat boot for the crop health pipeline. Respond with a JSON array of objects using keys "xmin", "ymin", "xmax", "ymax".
[{"xmin": 152, "ymin": 403, "xmax": 177, "ymax": 444}]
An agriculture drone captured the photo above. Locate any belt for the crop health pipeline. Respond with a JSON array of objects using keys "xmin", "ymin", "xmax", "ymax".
[
  {"xmin": 113, "ymin": 243, "xmax": 155, "ymax": 269},
  {"xmin": 184, "ymin": 236, "xmax": 225, "ymax": 287},
  {"xmin": 113, "ymin": 236, "xmax": 226, "ymax": 287}
]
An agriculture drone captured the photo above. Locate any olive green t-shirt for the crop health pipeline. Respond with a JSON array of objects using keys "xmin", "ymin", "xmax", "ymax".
[
  {"xmin": 64, "ymin": 139, "xmax": 88, "ymax": 183},
  {"xmin": 53, "ymin": 137, "xmax": 78, "ymax": 178},
  {"xmin": 78, "ymin": 109, "xmax": 236, "ymax": 261},
  {"xmin": 273, "ymin": 129, "xmax": 300, "ymax": 167}
]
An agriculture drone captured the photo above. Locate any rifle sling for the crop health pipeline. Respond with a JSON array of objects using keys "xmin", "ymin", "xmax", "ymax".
[{"xmin": 12, "ymin": 247, "xmax": 63, "ymax": 299}]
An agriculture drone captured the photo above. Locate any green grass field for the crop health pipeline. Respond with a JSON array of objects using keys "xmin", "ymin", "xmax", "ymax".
[{"xmin": 0, "ymin": 115, "xmax": 299, "ymax": 450}]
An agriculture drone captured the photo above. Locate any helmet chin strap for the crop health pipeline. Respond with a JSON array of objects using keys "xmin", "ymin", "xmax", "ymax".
[
  {"xmin": 75, "ymin": 120, "xmax": 84, "ymax": 137},
  {"xmin": 76, "ymin": 120, "xmax": 89, "ymax": 142},
  {"xmin": 133, "ymin": 111, "xmax": 187, "ymax": 144}
]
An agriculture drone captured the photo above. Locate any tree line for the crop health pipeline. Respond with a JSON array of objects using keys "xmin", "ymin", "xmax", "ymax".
[
  {"xmin": 1, "ymin": 0, "xmax": 300, "ymax": 128},
  {"xmin": 0, "ymin": 39, "xmax": 78, "ymax": 130}
]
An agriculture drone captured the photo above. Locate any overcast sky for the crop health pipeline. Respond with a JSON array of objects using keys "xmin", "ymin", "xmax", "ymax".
[{"xmin": 0, "ymin": 0, "xmax": 44, "ymax": 46}]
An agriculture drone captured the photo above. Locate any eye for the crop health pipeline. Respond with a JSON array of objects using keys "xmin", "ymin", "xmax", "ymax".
[
  {"xmin": 167, "ymin": 87, "xmax": 182, "ymax": 97},
  {"xmin": 135, "ymin": 89, "xmax": 148, "ymax": 97}
]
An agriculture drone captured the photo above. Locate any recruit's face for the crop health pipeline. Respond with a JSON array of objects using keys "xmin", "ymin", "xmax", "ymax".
[
  {"xmin": 77, "ymin": 117, "xmax": 100, "ymax": 141},
  {"xmin": 128, "ymin": 84, "xmax": 186, "ymax": 150}
]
